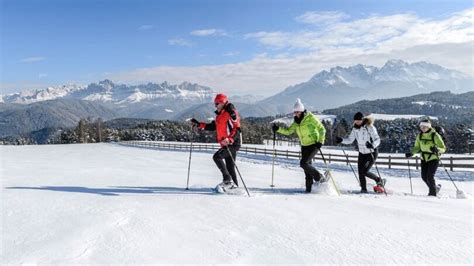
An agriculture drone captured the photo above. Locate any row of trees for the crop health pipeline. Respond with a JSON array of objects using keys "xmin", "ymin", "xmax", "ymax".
[{"xmin": 2, "ymin": 116, "xmax": 472, "ymax": 154}]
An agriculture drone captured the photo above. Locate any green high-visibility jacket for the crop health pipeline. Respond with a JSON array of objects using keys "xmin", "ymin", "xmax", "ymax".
[
  {"xmin": 411, "ymin": 128, "xmax": 446, "ymax": 162},
  {"xmin": 277, "ymin": 112, "xmax": 326, "ymax": 146}
]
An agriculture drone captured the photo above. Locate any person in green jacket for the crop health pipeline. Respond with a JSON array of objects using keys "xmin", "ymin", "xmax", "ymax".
[
  {"xmin": 405, "ymin": 119, "xmax": 446, "ymax": 196},
  {"xmin": 272, "ymin": 98, "xmax": 326, "ymax": 193}
]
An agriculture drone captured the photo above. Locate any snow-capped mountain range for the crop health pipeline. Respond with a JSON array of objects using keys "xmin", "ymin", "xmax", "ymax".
[
  {"xmin": 2, "ymin": 80, "xmax": 215, "ymax": 105},
  {"xmin": 0, "ymin": 59, "xmax": 472, "ymax": 136},
  {"xmin": 261, "ymin": 59, "xmax": 472, "ymax": 113}
]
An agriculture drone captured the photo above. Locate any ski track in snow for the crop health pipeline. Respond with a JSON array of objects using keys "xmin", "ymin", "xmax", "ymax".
[{"xmin": 1, "ymin": 143, "xmax": 473, "ymax": 264}]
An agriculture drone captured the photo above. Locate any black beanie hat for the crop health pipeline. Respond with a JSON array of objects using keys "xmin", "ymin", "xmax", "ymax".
[{"xmin": 353, "ymin": 112, "xmax": 363, "ymax": 120}]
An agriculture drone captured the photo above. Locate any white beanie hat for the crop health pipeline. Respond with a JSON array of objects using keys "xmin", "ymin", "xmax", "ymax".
[{"xmin": 293, "ymin": 98, "xmax": 305, "ymax": 112}]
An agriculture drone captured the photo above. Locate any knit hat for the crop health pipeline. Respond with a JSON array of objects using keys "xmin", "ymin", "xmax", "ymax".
[
  {"xmin": 419, "ymin": 119, "xmax": 432, "ymax": 128},
  {"xmin": 353, "ymin": 112, "xmax": 364, "ymax": 120},
  {"xmin": 293, "ymin": 98, "xmax": 305, "ymax": 112}
]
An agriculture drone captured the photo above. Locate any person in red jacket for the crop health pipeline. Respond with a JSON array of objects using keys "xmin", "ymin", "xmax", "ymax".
[{"xmin": 191, "ymin": 93, "xmax": 242, "ymax": 190}]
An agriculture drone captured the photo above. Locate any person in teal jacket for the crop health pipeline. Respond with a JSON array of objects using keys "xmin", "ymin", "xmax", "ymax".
[
  {"xmin": 272, "ymin": 98, "xmax": 326, "ymax": 193},
  {"xmin": 405, "ymin": 119, "xmax": 446, "ymax": 196}
]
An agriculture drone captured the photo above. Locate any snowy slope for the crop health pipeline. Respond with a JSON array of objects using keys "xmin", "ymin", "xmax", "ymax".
[{"xmin": 1, "ymin": 143, "xmax": 473, "ymax": 264}]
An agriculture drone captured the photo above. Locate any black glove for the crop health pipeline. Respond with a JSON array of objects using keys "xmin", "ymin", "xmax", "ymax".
[
  {"xmin": 190, "ymin": 118, "xmax": 200, "ymax": 127},
  {"xmin": 272, "ymin": 123, "xmax": 279, "ymax": 133},
  {"xmin": 335, "ymin": 136, "xmax": 343, "ymax": 144},
  {"xmin": 405, "ymin": 152, "xmax": 413, "ymax": 158},
  {"xmin": 430, "ymin": 146, "xmax": 439, "ymax": 154},
  {"xmin": 315, "ymin": 142, "xmax": 322, "ymax": 149},
  {"xmin": 366, "ymin": 141, "xmax": 374, "ymax": 149}
]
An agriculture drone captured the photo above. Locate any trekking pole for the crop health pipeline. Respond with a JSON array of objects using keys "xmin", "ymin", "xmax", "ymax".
[
  {"xmin": 439, "ymin": 158, "xmax": 466, "ymax": 199},
  {"xmin": 369, "ymin": 148, "xmax": 387, "ymax": 196},
  {"xmin": 319, "ymin": 149, "xmax": 341, "ymax": 196},
  {"xmin": 340, "ymin": 146, "xmax": 360, "ymax": 185},
  {"xmin": 407, "ymin": 159, "xmax": 413, "ymax": 194},
  {"xmin": 226, "ymin": 146, "xmax": 251, "ymax": 197},
  {"xmin": 185, "ymin": 125, "xmax": 194, "ymax": 190},
  {"xmin": 270, "ymin": 131, "xmax": 276, "ymax": 188}
]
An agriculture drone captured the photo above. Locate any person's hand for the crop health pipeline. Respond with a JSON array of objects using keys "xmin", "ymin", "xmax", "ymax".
[
  {"xmin": 405, "ymin": 152, "xmax": 413, "ymax": 158},
  {"xmin": 220, "ymin": 138, "xmax": 233, "ymax": 146},
  {"xmin": 335, "ymin": 136, "xmax": 343, "ymax": 144},
  {"xmin": 430, "ymin": 146, "xmax": 439, "ymax": 154},
  {"xmin": 315, "ymin": 142, "xmax": 322, "ymax": 149},
  {"xmin": 272, "ymin": 123, "xmax": 279, "ymax": 133},
  {"xmin": 366, "ymin": 141, "xmax": 374, "ymax": 149},
  {"xmin": 190, "ymin": 118, "xmax": 200, "ymax": 127}
]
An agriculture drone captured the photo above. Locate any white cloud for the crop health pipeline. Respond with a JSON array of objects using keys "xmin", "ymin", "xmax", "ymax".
[
  {"xmin": 296, "ymin": 11, "xmax": 349, "ymax": 25},
  {"xmin": 109, "ymin": 9, "xmax": 473, "ymax": 96},
  {"xmin": 138, "ymin": 25, "xmax": 154, "ymax": 31},
  {"xmin": 38, "ymin": 73, "xmax": 48, "ymax": 79},
  {"xmin": 247, "ymin": 9, "xmax": 473, "ymax": 52},
  {"xmin": 223, "ymin": 51, "xmax": 240, "ymax": 57},
  {"xmin": 20, "ymin": 57, "xmax": 46, "ymax": 63},
  {"xmin": 168, "ymin": 38, "xmax": 193, "ymax": 46},
  {"xmin": 190, "ymin": 28, "xmax": 227, "ymax": 36}
]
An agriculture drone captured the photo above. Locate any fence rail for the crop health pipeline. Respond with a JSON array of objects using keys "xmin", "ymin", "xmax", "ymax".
[{"xmin": 119, "ymin": 141, "xmax": 474, "ymax": 171}]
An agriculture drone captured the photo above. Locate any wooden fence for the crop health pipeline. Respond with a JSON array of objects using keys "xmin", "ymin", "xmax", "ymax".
[{"xmin": 119, "ymin": 141, "xmax": 474, "ymax": 171}]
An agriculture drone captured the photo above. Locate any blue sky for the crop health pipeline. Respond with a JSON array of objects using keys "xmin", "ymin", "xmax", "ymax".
[{"xmin": 1, "ymin": 0, "xmax": 473, "ymax": 95}]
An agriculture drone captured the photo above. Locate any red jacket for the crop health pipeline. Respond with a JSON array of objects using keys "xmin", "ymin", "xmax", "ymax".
[{"xmin": 198, "ymin": 103, "xmax": 241, "ymax": 147}]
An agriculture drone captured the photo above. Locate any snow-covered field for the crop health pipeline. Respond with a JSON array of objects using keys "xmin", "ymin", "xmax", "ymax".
[{"xmin": 1, "ymin": 143, "xmax": 473, "ymax": 264}]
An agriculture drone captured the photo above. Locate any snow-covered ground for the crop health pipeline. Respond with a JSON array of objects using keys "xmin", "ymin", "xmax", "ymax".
[{"xmin": 1, "ymin": 143, "xmax": 473, "ymax": 264}]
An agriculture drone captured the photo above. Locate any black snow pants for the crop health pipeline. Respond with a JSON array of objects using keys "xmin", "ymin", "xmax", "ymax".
[
  {"xmin": 300, "ymin": 144, "xmax": 323, "ymax": 192},
  {"xmin": 357, "ymin": 150, "xmax": 382, "ymax": 190},
  {"xmin": 421, "ymin": 159, "xmax": 439, "ymax": 196},
  {"xmin": 213, "ymin": 144, "xmax": 240, "ymax": 186}
]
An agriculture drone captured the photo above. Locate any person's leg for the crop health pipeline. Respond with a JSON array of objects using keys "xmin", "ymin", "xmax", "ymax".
[
  {"xmin": 364, "ymin": 150, "xmax": 382, "ymax": 184},
  {"xmin": 224, "ymin": 146, "xmax": 238, "ymax": 186},
  {"xmin": 425, "ymin": 160, "xmax": 439, "ymax": 196},
  {"xmin": 357, "ymin": 153, "xmax": 368, "ymax": 192},
  {"xmin": 213, "ymin": 148, "xmax": 232, "ymax": 182},
  {"xmin": 300, "ymin": 144, "xmax": 321, "ymax": 192}
]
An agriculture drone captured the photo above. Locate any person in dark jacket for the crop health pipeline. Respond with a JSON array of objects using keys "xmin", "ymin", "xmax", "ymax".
[{"xmin": 191, "ymin": 93, "xmax": 242, "ymax": 191}]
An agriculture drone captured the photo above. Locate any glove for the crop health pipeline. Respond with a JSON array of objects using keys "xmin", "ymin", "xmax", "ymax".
[
  {"xmin": 335, "ymin": 136, "xmax": 343, "ymax": 144},
  {"xmin": 430, "ymin": 146, "xmax": 439, "ymax": 154},
  {"xmin": 190, "ymin": 118, "xmax": 200, "ymax": 128},
  {"xmin": 315, "ymin": 142, "xmax": 322, "ymax": 149},
  {"xmin": 366, "ymin": 141, "xmax": 374, "ymax": 149},
  {"xmin": 405, "ymin": 152, "xmax": 413, "ymax": 158},
  {"xmin": 272, "ymin": 123, "xmax": 279, "ymax": 133},
  {"xmin": 220, "ymin": 137, "xmax": 233, "ymax": 146}
]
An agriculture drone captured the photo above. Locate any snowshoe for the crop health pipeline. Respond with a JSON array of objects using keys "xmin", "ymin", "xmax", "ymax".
[
  {"xmin": 373, "ymin": 185, "xmax": 385, "ymax": 194},
  {"xmin": 360, "ymin": 188, "xmax": 369, "ymax": 194},
  {"xmin": 214, "ymin": 181, "xmax": 237, "ymax": 193}
]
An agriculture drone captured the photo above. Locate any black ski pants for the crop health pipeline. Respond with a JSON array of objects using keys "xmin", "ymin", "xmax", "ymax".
[
  {"xmin": 213, "ymin": 144, "xmax": 240, "ymax": 185},
  {"xmin": 421, "ymin": 160, "xmax": 439, "ymax": 196},
  {"xmin": 358, "ymin": 150, "xmax": 382, "ymax": 190},
  {"xmin": 300, "ymin": 144, "xmax": 323, "ymax": 192}
]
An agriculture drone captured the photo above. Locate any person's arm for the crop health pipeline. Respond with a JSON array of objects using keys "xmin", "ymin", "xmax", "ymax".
[
  {"xmin": 411, "ymin": 135, "xmax": 421, "ymax": 154},
  {"xmin": 198, "ymin": 120, "xmax": 216, "ymax": 131},
  {"xmin": 367, "ymin": 126, "xmax": 381, "ymax": 148},
  {"xmin": 341, "ymin": 129, "xmax": 356, "ymax": 145},
  {"xmin": 434, "ymin": 133, "xmax": 446, "ymax": 154},
  {"xmin": 307, "ymin": 114, "xmax": 326, "ymax": 144},
  {"xmin": 277, "ymin": 122, "xmax": 297, "ymax": 136}
]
